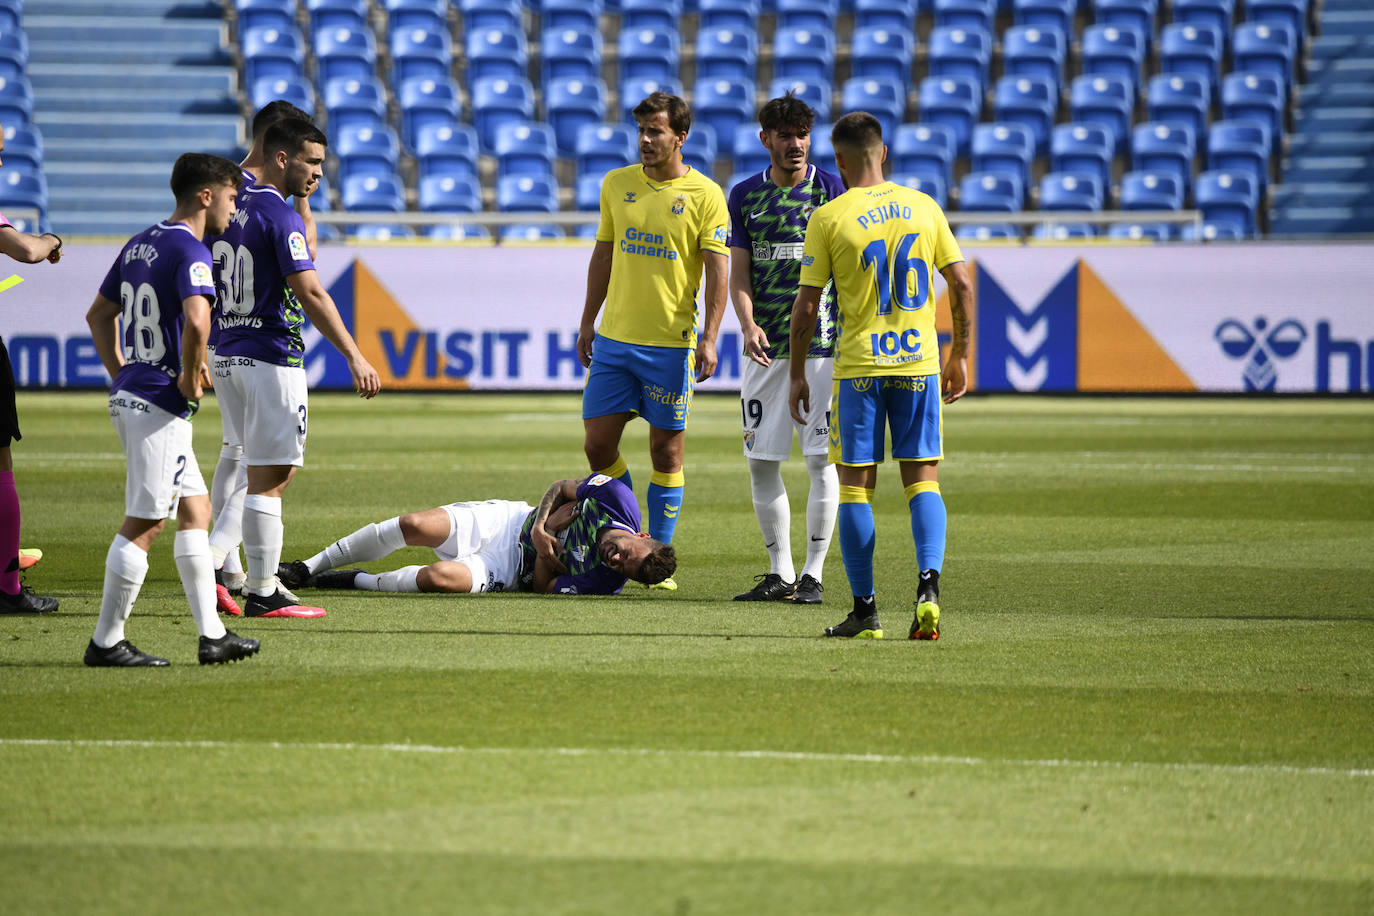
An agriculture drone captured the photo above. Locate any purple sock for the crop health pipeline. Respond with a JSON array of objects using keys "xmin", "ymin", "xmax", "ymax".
[{"xmin": 0, "ymin": 470, "xmax": 20, "ymax": 594}]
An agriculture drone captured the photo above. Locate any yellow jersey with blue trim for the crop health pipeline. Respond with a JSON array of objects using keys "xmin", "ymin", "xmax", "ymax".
[
  {"xmin": 595, "ymin": 164, "xmax": 730, "ymax": 349},
  {"xmin": 799, "ymin": 181, "xmax": 963, "ymax": 379}
]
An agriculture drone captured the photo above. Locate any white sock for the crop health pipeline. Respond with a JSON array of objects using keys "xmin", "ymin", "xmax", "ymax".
[
  {"xmin": 174, "ymin": 528, "xmax": 226, "ymax": 639},
  {"xmin": 242, "ymin": 493, "xmax": 284, "ymax": 597},
  {"xmin": 94, "ymin": 535, "xmax": 148, "ymax": 648},
  {"xmin": 308, "ymin": 517, "xmax": 406, "ymax": 574},
  {"xmin": 356, "ymin": 565, "xmax": 422, "ymax": 593},
  {"xmin": 748, "ymin": 458, "xmax": 794, "ymax": 581},
  {"xmin": 209, "ymin": 455, "xmax": 247, "ymax": 574},
  {"xmin": 801, "ymin": 453, "xmax": 838, "ymax": 581}
]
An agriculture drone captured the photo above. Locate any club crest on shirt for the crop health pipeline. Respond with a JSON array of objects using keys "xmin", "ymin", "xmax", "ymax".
[
  {"xmin": 671, "ymin": 193, "xmax": 687, "ymax": 215},
  {"xmin": 801, "ymin": 203, "xmax": 816, "ymax": 222},
  {"xmin": 743, "ymin": 429, "xmax": 756, "ymax": 450},
  {"xmin": 189, "ymin": 261, "xmax": 213, "ymax": 288},
  {"xmin": 287, "ymin": 231, "xmax": 309, "ymax": 261}
]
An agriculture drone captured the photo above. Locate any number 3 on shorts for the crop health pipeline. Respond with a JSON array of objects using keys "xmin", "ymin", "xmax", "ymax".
[{"xmin": 297, "ymin": 404, "xmax": 307, "ymax": 436}]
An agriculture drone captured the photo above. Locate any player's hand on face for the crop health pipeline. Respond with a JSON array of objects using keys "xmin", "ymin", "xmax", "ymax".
[
  {"xmin": 349, "ymin": 355, "xmax": 381, "ymax": 399},
  {"xmin": 742, "ymin": 323, "xmax": 772, "ymax": 367},
  {"xmin": 576, "ymin": 325, "xmax": 595, "ymax": 368},
  {"xmin": 177, "ymin": 370, "xmax": 204, "ymax": 403},
  {"xmin": 695, "ymin": 338, "xmax": 718, "ymax": 382},
  {"xmin": 941, "ymin": 356, "xmax": 968, "ymax": 404},
  {"xmin": 789, "ymin": 377, "xmax": 809, "ymax": 426}
]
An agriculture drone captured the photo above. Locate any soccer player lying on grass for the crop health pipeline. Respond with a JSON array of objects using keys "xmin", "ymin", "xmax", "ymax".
[{"xmin": 276, "ymin": 474, "xmax": 677, "ymax": 595}]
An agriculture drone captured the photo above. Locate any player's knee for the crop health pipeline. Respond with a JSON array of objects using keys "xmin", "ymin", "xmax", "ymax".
[
  {"xmin": 398, "ymin": 512, "xmax": 426, "ymax": 543},
  {"xmin": 417, "ymin": 563, "xmax": 466, "ymax": 593}
]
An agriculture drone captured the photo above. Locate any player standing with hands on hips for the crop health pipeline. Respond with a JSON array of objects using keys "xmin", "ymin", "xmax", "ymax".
[
  {"xmin": 576, "ymin": 92, "xmax": 730, "ymax": 590},
  {"xmin": 789, "ymin": 112, "xmax": 973, "ymax": 641},
  {"xmin": 210, "ymin": 117, "xmax": 380, "ymax": 619},
  {"xmin": 727, "ymin": 94, "xmax": 845, "ymax": 605},
  {"xmin": 84, "ymin": 153, "xmax": 260, "ymax": 665}
]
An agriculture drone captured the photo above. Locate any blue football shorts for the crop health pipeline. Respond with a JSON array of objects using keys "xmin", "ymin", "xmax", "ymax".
[
  {"xmin": 829, "ymin": 374, "xmax": 944, "ymax": 466},
  {"xmin": 581, "ymin": 335, "xmax": 695, "ymax": 431}
]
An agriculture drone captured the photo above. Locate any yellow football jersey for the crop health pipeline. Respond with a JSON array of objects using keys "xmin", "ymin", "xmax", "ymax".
[
  {"xmin": 799, "ymin": 182, "xmax": 963, "ymax": 379},
  {"xmin": 595, "ymin": 164, "xmax": 729, "ymax": 349}
]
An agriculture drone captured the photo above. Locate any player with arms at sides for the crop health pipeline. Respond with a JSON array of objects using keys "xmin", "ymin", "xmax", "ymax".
[
  {"xmin": 727, "ymin": 93, "xmax": 846, "ymax": 605},
  {"xmin": 789, "ymin": 112, "xmax": 973, "ymax": 641},
  {"xmin": 210, "ymin": 117, "xmax": 380, "ymax": 619},
  {"xmin": 83, "ymin": 153, "xmax": 261, "ymax": 666},
  {"xmin": 276, "ymin": 474, "xmax": 677, "ymax": 595},
  {"xmin": 576, "ymin": 91, "xmax": 729, "ymax": 590},
  {"xmin": 207, "ymin": 100, "xmax": 320, "ymax": 613},
  {"xmin": 0, "ymin": 124, "xmax": 64, "ymax": 614}
]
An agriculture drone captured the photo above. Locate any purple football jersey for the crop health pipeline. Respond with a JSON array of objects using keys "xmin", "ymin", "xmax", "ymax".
[
  {"xmin": 209, "ymin": 183, "xmax": 314, "ymax": 368},
  {"xmin": 208, "ymin": 168, "xmax": 260, "ymax": 350},
  {"xmin": 98, "ymin": 221, "xmax": 217, "ymax": 419},
  {"xmin": 517, "ymin": 475, "xmax": 644, "ymax": 594}
]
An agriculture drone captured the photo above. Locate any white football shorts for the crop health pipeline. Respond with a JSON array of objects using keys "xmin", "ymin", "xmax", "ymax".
[
  {"xmin": 109, "ymin": 391, "xmax": 208, "ymax": 520},
  {"xmin": 740, "ymin": 357, "xmax": 834, "ymax": 461},
  {"xmin": 213, "ymin": 356, "xmax": 308, "ymax": 467},
  {"xmin": 437, "ymin": 499, "xmax": 535, "ymax": 593},
  {"xmin": 207, "ymin": 344, "xmax": 240, "ymax": 448}
]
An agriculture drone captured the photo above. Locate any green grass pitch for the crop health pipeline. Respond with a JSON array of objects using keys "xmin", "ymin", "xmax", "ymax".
[{"xmin": 3, "ymin": 392, "xmax": 1372, "ymax": 914}]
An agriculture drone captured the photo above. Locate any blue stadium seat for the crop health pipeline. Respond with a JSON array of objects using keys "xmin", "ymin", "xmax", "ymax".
[
  {"xmin": 841, "ymin": 78, "xmax": 906, "ymax": 140},
  {"xmin": 1131, "ymin": 121, "xmax": 1197, "ymax": 189},
  {"xmin": 575, "ymin": 122, "xmax": 636, "ymax": 179},
  {"xmin": 1093, "ymin": 0, "xmax": 1156, "ymax": 45},
  {"xmin": 772, "ymin": 28, "xmax": 835, "ymax": 84},
  {"xmin": 1108, "ymin": 221, "xmax": 1179, "ymax": 240},
  {"xmin": 700, "ymin": 0, "xmax": 762, "ymax": 32},
  {"xmin": 418, "ymin": 173, "xmax": 482, "ymax": 212},
  {"xmin": 777, "ymin": 0, "xmax": 839, "ymax": 31},
  {"xmin": 497, "ymin": 174, "xmax": 560, "ymax": 212},
  {"xmin": 768, "ymin": 78, "xmax": 831, "ymax": 122},
  {"xmin": 352, "ymin": 223, "xmax": 416, "ymax": 240},
  {"xmin": 335, "ymin": 123, "xmax": 401, "ymax": 182},
  {"xmin": 341, "ymin": 173, "xmax": 405, "ymax": 211},
  {"xmin": 1050, "ymin": 122, "xmax": 1115, "ymax": 187},
  {"xmin": 620, "ymin": 0, "xmax": 683, "ymax": 32},
  {"xmin": 850, "ymin": 27, "xmax": 915, "ymax": 84},
  {"xmin": 934, "ymin": 0, "xmax": 996, "ymax": 31},
  {"xmin": 1080, "ymin": 24, "xmax": 1147, "ymax": 89},
  {"xmin": 1069, "ymin": 74, "xmax": 1135, "ymax": 148},
  {"xmin": 238, "ymin": 0, "xmax": 296, "ymax": 34},
  {"xmin": 1231, "ymin": 22, "xmax": 1298, "ymax": 84},
  {"xmin": 415, "ymin": 122, "xmax": 480, "ymax": 178},
  {"xmin": 1206, "ymin": 119, "xmax": 1271, "ymax": 188},
  {"xmin": 0, "ymin": 169, "xmax": 47, "ymax": 221},
  {"xmin": 392, "ymin": 27, "xmax": 453, "ymax": 83},
  {"xmin": 500, "ymin": 223, "xmax": 566, "ymax": 241},
  {"xmin": 696, "ymin": 28, "xmax": 759, "ymax": 81},
  {"xmin": 576, "ymin": 173, "xmax": 605, "ymax": 210},
  {"xmin": 251, "ymin": 76, "xmax": 315, "ymax": 112},
  {"xmin": 545, "ymin": 77, "xmax": 608, "ymax": 154},
  {"xmin": 494, "ymin": 121, "xmax": 558, "ymax": 177},
  {"xmin": 1245, "ymin": 0, "xmax": 1306, "ymax": 37},
  {"xmin": 1119, "ymin": 169, "xmax": 1185, "ymax": 209},
  {"xmin": 732, "ymin": 123, "xmax": 769, "ymax": 173},
  {"xmin": 307, "ymin": 0, "xmax": 370, "ymax": 32},
  {"xmin": 956, "ymin": 222, "xmax": 1021, "ymax": 240},
  {"xmin": 809, "ymin": 124, "xmax": 835, "ymax": 167},
  {"xmin": 465, "ymin": 28, "xmax": 526, "ymax": 84},
  {"xmin": 541, "ymin": 0, "xmax": 603, "ymax": 32},
  {"xmin": 459, "ymin": 0, "xmax": 523, "ymax": 31},
  {"xmin": 993, "ymin": 75, "xmax": 1059, "ymax": 152},
  {"xmin": 1180, "ymin": 219, "xmax": 1248, "ymax": 241},
  {"xmin": 959, "ymin": 170, "xmax": 1024, "ymax": 210},
  {"xmin": 471, "ymin": 76, "xmax": 535, "ymax": 149},
  {"xmin": 918, "ymin": 76, "xmax": 984, "ymax": 154},
  {"xmin": 1002, "ymin": 26, "xmax": 1067, "ymax": 85},
  {"xmin": 2, "ymin": 124, "xmax": 43, "ymax": 173},
  {"xmin": 541, "ymin": 27, "xmax": 602, "ymax": 84},
  {"xmin": 1032, "ymin": 222, "xmax": 1098, "ymax": 239},
  {"xmin": 1014, "ymin": 0, "xmax": 1075, "ymax": 33},
  {"xmin": 0, "ymin": 30, "xmax": 24, "ymax": 81},
  {"xmin": 619, "ymin": 77, "xmax": 685, "ymax": 122},
  {"xmin": 693, "ymin": 78, "xmax": 756, "ymax": 150},
  {"xmin": 971, "ymin": 122, "xmax": 1035, "ymax": 186},
  {"xmin": 618, "ymin": 29, "xmax": 679, "ymax": 83},
  {"xmin": 1159, "ymin": 23, "xmax": 1224, "ymax": 90},
  {"xmin": 398, "ymin": 77, "xmax": 463, "ymax": 150},
  {"xmin": 854, "ymin": 0, "xmax": 918, "ymax": 32},
  {"xmin": 384, "ymin": 0, "xmax": 448, "ymax": 31},
  {"xmin": 324, "ymin": 76, "xmax": 387, "ymax": 137},
  {"xmin": 682, "ymin": 122, "xmax": 719, "ymax": 174},
  {"xmin": 1146, "ymin": 73, "xmax": 1210, "ymax": 138},
  {"xmin": 927, "ymin": 26, "xmax": 993, "ymax": 85},
  {"xmin": 891, "ymin": 123, "xmax": 957, "ymax": 182},
  {"xmin": 893, "ymin": 172, "xmax": 949, "ymax": 208},
  {"xmin": 0, "ymin": 0, "xmax": 16, "ymax": 32},
  {"xmin": 1171, "ymin": 0, "xmax": 1233, "ymax": 40},
  {"xmin": 1221, "ymin": 71, "xmax": 1285, "ymax": 148},
  {"xmin": 242, "ymin": 27, "xmax": 306, "ymax": 87},
  {"xmin": 1040, "ymin": 171, "xmax": 1105, "ymax": 210},
  {"xmin": 314, "ymin": 25, "xmax": 377, "ymax": 84},
  {"xmin": 0, "ymin": 76, "xmax": 34, "ymax": 127}
]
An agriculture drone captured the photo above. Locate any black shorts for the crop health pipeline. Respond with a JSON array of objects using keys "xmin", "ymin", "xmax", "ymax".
[{"xmin": 0, "ymin": 337, "xmax": 19, "ymax": 448}]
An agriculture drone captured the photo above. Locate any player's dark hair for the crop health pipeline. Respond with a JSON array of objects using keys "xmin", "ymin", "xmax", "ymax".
[
  {"xmin": 635, "ymin": 541, "xmax": 677, "ymax": 585},
  {"xmin": 759, "ymin": 92, "xmax": 816, "ymax": 133},
  {"xmin": 251, "ymin": 100, "xmax": 313, "ymax": 139},
  {"xmin": 831, "ymin": 111, "xmax": 885, "ymax": 151},
  {"xmin": 263, "ymin": 117, "xmax": 329, "ymax": 159},
  {"xmin": 633, "ymin": 91, "xmax": 692, "ymax": 135},
  {"xmin": 170, "ymin": 153, "xmax": 244, "ymax": 204}
]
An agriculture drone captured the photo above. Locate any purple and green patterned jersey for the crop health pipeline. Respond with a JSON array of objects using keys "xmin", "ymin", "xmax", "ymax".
[
  {"xmin": 209, "ymin": 182, "xmax": 314, "ymax": 367},
  {"xmin": 517, "ymin": 475, "xmax": 643, "ymax": 595},
  {"xmin": 98, "ymin": 221, "xmax": 217, "ymax": 419},
  {"xmin": 207, "ymin": 167, "xmax": 259, "ymax": 351},
  {"xmin": 727, "ymin": 164, "xmax": 846, "ymax": 360}
]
